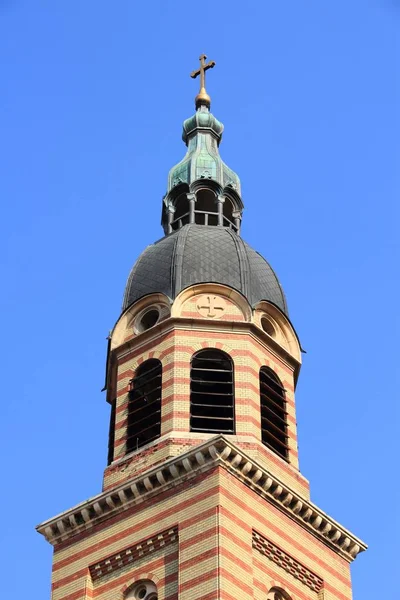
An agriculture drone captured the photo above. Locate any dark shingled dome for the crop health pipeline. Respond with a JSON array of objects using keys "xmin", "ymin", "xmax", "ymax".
[{"xmin": 123, "ymin": 225, "xmax": 288, "ymax": 315}]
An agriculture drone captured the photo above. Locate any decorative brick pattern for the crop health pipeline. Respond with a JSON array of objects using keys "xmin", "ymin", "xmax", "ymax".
[
  {"xmin": 89, "ymin": 527, "xmax": 178, "ymax": 581},
  {"xmin": 252, "ymin": 529, "xmax": 323, "ymax": 593}
]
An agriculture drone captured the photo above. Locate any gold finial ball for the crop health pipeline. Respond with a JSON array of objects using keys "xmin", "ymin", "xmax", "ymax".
[{"xmin": 195, "ymin": 88, "xmax": 211, "ymax": 109}]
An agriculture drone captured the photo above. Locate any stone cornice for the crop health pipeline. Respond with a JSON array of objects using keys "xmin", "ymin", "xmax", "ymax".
[{"xmin": 36, "ymin": 436, "xmax": 366, "ymax": 561}]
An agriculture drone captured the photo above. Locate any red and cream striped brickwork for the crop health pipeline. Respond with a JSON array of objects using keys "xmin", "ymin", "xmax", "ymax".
[
  {"xmin": 104, "ymin": 285, "xmax": 307, "ymax": 497},
  {"xmin": 38, "ymin": 284, "xmax": 363, "ymax": 600},
  {"xmin": 48, "ymin": 467, "xmax": 353, "ymax": 600},
  {"xmin": 103, "ymin": 299, "xmax": 308, "ymax": 495},
  {"xmin": 105, "ymin": 326, "xmax": 306, "ymax": 493}
]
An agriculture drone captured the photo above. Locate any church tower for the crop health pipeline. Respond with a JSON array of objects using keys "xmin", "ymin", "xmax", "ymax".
[{"xmin": 37, "ymin": 56, "xmax": 366, "ymax": 600}]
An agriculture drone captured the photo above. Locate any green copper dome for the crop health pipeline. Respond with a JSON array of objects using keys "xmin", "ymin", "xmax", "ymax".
[
  {"xmin": 167, "ymin": 105, "xmax": 241, "ymax": 194},
  {"xmin": 182, "ymin": 108, "xmax": 224, "ymax": 144}
]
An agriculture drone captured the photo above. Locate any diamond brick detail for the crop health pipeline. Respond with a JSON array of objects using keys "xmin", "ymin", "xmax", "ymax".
[
  {"xmin": 252, "ymin": 530, "xmax": 323, "ymax": 593},
  {"xmin": 89, "ymin": 527, "xmax": 178, "ymax": 581}
]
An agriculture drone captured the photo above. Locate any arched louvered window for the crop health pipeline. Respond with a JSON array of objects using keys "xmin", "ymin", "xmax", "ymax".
[
  {"xmin": 126, "ymin": 359, "xmax": 162, "ymax": 454},
  {"xmin": 260, "ymin": 367, "xmax": 289, "ymax": 460},
  {"xmin": 190, "ymin": 349, "xmax": 235, "ymax": 434}
]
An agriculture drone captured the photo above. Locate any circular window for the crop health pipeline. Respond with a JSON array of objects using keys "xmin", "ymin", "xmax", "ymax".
[
  {"xmin": 126, "ymin": 580, "xmax": 158, "ymax": 600},
  {"xmin": 261, "ymin": 316, "xmax": 276, "ymax": 337},
  {"xmin": 136, "ymin": 308, "xmax": 160, "ymax": 333}
]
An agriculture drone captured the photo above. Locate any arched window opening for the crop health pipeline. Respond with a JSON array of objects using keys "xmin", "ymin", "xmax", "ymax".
[
  {"xmin": 195, "ymin": 189, "xmax": 218, "ymax": 226},
  {"xmin": 260, "ymin": 367, "xmax": 289, "ymax": 460},
  {"xmin": 190, "ymin": 349, "xmax": 234, "ymax": 434},
  {"xmin": 126, "ymin": 359, "xmax": 162, "ymax": 454},
  {"xmin": 125, "ymin": 580, "xmax": 158, "ymax": 600},
  {"xmin": 222, "ymin": 197, "xmax": 234, "ymax": 224},
  {"xmin": 172, "ymin": 192, "xmax": 190, "ymax": 230}
]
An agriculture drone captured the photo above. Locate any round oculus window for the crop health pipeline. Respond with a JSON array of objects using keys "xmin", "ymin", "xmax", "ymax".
[
  {"xmin": 261, "ymin": 316, "xmax": 276, "ymax": 337},
  {"xmin": 136, "ymin": 308, "xmax": 160, "ymax": 333}
]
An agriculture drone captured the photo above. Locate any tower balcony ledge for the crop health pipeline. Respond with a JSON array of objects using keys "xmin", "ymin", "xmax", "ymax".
[{"xmin": 36, "ymin": 436, "xmax": 366, "ymax": 562}]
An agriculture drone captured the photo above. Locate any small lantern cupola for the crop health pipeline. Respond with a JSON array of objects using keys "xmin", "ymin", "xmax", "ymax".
[{"xmin": 162, "ymin": 55, "xmax": 243, "ymax": 234}]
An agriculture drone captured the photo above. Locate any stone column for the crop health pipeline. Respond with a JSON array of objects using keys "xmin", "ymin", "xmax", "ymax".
[
  {"xmin": 217, "ymin": 194, "xmax": 225, "ymax": 226},
  {"xmin": 232, "ymin": 210, "xmax": 242, "ymax": 234},
  {"xmin": 167, "ymin": 204, "xmax": 176, "ymax": 234},
  {"xmin": 187, "ymin": 193, "xmax": 196, "ymax": 224}
]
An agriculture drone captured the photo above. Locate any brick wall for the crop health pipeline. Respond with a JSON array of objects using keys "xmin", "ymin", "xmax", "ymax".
[{"xmin": 49, "ymin": 467, "xmax": 351, "ymax": 600}]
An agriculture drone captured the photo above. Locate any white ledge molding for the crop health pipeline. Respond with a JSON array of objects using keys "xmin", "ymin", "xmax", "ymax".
[{"xmin": 36, "ymin": 436, "xmax": 367, "ymax": 562}]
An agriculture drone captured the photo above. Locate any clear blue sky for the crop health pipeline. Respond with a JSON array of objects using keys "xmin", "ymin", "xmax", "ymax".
[{"xmin": 0, "ymin": 1, "xmax": 398, "ymax": 598}]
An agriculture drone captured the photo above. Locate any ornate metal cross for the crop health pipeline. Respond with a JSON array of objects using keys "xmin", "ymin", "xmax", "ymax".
[
  {"xmin": 190, "ymin": 54, "xmax": 215, "ymax": 108},
  {"xmin": 197, "ymin": 295, "xmax": 225, "ymax": 318}
]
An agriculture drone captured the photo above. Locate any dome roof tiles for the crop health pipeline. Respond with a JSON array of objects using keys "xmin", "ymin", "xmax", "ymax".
[{"xmin": 122, "ymin": 225, "xmax": 288, "ymax": 315}]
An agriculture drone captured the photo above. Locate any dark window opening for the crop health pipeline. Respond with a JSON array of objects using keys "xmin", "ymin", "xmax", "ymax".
[
  {"xmin": 260, "ymin": 367, "xmax": 289, "ymax": 460},
  {"xmin": 172, "ymin": 193, "xmax": 190, "ymax": 230},
  {"xmin": 195, "ymin": 189, "xmax": 218, "ymax": 226},
  {"xmin": 190, "ymin": 349, "xmax": 235, "ymax": 434},
  {"xmin": 107, "ymin": 398, "xmax": 116, "ymax": 465},
  {"xmin": 170, "ymin": 188, "xmax": 239, "ymax": 231},
  {"xmin": 261, "ymin": 317, "xmax": 275, "ymax": 337},
  {"xmin": 222, "ymin": 197, "xmax": 234, "ymax": 222},
  {"xmin": 196, "ymin": 189, "xmax": 217, "ymax": 213},
  {"xmin": 126, "ymin": 359, "xmax": 162, "ymax": 454},
  {"xmin": 137, "ymin": 308, "xmax": 159, "ymax": 332}
]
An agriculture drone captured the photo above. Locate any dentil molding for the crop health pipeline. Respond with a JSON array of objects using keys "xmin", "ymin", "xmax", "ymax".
[{"xmin": 36, "ymin": 436, "xmax": 366, "ymax": 562}]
